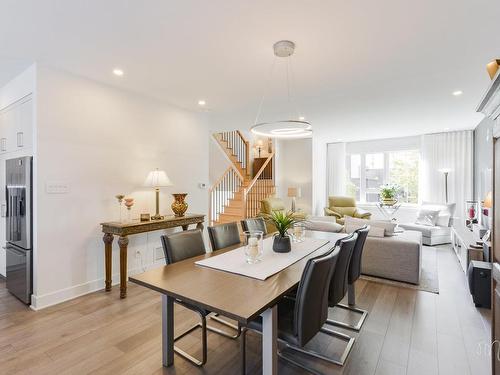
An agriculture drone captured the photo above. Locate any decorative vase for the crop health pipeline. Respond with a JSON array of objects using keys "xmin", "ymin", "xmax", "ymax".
[
  {"xmin": 273, "ymin": 234, "xmax": 291, "ymax": 253},
  {"xmin": 171, "ymin": 193, "xmax": 188, "ymax": 217}
]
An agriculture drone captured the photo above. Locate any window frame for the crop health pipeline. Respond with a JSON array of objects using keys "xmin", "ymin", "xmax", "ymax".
[{"xmin": 346, "ymin": 149, "xmax": 420, "ymax": 206}]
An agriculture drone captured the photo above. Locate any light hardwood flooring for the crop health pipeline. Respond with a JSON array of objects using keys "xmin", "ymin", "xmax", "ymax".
[{"xmin": 0, "ymin": 245, "xmax": 492, "ymax": 374}]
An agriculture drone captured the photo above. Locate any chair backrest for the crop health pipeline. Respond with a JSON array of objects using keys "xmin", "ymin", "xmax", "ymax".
[
  {"xmin": 240, "ymin": 217, "xmax": 267, "ymax": 234},
  {"xmin": 293, "ymin": 247, "xmax": 339, "ymax": 346},
  {"xmin": 328, "ymin": 196, "xmax": 357, "ymax": 217},
  {"xmin": 260, "ymin": 197, "xmax": 286, "ymax": 215},
  {"xmin": 208, "ymin": 222, "xmax": 241, "ymax": 251},
  {"xmin": 161, "ymin": 229, "xmax": 206, "ymax": 264},
  {"xmin": 328, "ymin": 233, "xmax": 358, "ymax": 306},
  {"xmin": 348, "ymin": 225, "xmax": 370, "ymax": 284}
]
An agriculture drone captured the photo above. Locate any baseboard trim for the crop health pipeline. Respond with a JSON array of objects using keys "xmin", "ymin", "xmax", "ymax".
[{"xmin": 30, "ymin": 260, "xmax": 165, "ymax": 310}]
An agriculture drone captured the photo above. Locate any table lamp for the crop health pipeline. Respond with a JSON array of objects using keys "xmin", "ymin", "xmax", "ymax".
[
  {"xmin": 144, "ymin": 168, "xmax": 173, "ymax": 220},
  {"xmin": 287, "ymin": 187, "xmax": 301, "ymax": 212}
]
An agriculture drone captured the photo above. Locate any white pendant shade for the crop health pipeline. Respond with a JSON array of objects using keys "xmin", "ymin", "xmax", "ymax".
[{"xmin": 144, "ymin": 169, "xmax": 173, "ymax": 187}]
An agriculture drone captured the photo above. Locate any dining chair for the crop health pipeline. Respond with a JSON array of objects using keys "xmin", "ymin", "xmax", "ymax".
[
  {"xmin": 319, "ymin": 232, "xmax": 358, "ymax": 365},
  {"xmin": 207, "ymin": 222, "xmax": 243, "ymax": 338},
  {"xmin": 326, "ymin": 225, "xmax": 370, "ymax": 332},
  {"xmin": 241, "ymin": 245, "xmax": 340, "ymax": 374},
  {"xmin": 240, "ymin": 217, "xmax": 267, "ymax": 234},
  {"xmin": 208, "ymin": 222, "xmax": 241, "ymax": 250},
  {"xmin": 161, "ymin": 229, "xmax": 240, "ymax": 366}
]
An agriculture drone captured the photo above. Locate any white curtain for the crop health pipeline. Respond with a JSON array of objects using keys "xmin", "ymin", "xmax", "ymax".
[
  {"xmin": 420, "ymin": 130, "xmax": 473, "ymax": 221},
  {"xmin": 326, "ymin": 142, "xmax": 346, "ymax": 197}
]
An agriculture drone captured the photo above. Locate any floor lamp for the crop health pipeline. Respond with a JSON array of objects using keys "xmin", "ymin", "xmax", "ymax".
[{"xmin": 438, "ymin": 168, "xmax": 451, "ymax": 203}]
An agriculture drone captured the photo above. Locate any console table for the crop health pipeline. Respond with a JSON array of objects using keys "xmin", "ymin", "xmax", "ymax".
[
  {"xmin": 451, "ymin": 224, "xmax": 484, "ymax": 273},
  {"xmin": 101, "ymin": 214, "xmax": 205, "ymax": 298}
]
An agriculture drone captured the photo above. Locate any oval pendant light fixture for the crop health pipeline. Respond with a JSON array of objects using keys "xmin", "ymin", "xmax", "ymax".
[{"xmin": 250, "ymin": 40, "xmax": 312, "ymax": 138}]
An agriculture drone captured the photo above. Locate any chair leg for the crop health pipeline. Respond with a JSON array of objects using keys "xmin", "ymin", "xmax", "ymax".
[
  {"xmin": 208, "ymin": 313, "xmax": 242, "ymax": 339},
  {"xmin": 173, "ymin": 310, "xmax": 207, "ymax": 366},
  {"xmin": 241, "ymin": 327, "xmax": 247, "ymax": 375},
  {"xmin": 325, "ymin": 283, "xmax": 368, "ymax": 332}
]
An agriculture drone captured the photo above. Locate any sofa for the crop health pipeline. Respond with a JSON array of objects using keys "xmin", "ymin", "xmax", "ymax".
[
  {"xmin": 324, "ymin": 196, "xmax": 371, "ymax": 225},
  {"xmin": 344, "ymin": 216, "xmax": 422, "ymax": 284},
  {"xmin": 398, "ymin": 202, "xmax": 456, "ymax": 246}
]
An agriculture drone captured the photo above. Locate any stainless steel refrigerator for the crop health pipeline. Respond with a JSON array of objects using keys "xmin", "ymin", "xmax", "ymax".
[{"xmin": 5, "ymin": 156, "xmax": 32, "ymax": 304}]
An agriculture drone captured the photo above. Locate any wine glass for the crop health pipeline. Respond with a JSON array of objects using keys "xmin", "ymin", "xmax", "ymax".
[
  {"xmin": 115, "ymin": 194, "xmax": 125, "ymax": 222},
  {"xmin": 124, "ymin": 198, "xmax": 134, "ymax": 223}
]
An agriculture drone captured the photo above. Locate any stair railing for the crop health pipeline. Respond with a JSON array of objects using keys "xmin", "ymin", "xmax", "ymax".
[
  {"xmin": 209, "ymin": 165, "xmax": 244, "ymax": 225},
  {"xmin": 219, "ymin": 130, "xmax": 250, "ymax": 171},
  {"xmin": 244, "ymin": 151, "xmax": 275, "ymax": 218}
]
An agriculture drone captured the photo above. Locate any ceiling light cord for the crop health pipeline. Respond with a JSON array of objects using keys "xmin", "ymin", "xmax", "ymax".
[{"xmin": 253, "ymin": 57, "xmax": 277, "ymax": 126}]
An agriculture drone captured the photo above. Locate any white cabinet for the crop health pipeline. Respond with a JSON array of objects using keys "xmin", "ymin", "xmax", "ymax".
[
  {"xmin": 0, "ymin": 95, "xmax": 33, "ymax": 277},
  {"xmin": 0, "ymin": 95, "xmax": 33, "ymax": 154}
]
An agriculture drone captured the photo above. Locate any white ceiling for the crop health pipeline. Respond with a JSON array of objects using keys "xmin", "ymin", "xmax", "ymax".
[{"xmin": 1, "ymin": 0, "xmax": 499, "ymax": 141}]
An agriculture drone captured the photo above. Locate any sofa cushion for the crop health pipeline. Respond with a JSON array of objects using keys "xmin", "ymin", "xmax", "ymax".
[
  {"xmin": 344, "ymin": 216, "xmax": 397, "ymax": 236},
  {"xmin": 305, "ymin": 217, "xmax": 343, "ymax": 233},
  {"xmin": 415, "ymin": 209, "xmax": 440, "ymax": 226},
  {"xmin": 332, "ymin": 206, "xmax": 357, "ymax": 217},
  {"xmin": 398, "ymin": 222, "xmax": 451, "ymax": 237}
]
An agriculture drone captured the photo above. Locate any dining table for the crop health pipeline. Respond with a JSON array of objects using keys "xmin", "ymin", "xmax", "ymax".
[{"xmin": 129, "ymin": 230, "xmax": 347, "ymax": 374}]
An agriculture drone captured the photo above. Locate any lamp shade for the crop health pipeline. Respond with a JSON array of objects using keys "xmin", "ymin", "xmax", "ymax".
[
  {"xmin": 144, "ymin": 169, "xmax": 173, "ymax": 188},
  {"xmin": 484, "ymin": 191, "xmax": 493, "ymax": 208},
  {"xmin": 287, "ymin": 187, "xmax": 301, "ymax": 198},
  {"xmin": 438, "ymin": 168, "xmax": 452, "ymax": 174}
]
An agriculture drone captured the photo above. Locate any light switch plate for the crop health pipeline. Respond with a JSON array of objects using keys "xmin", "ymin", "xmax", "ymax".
[{"xmin": 46, "ymin": 181, "xmax": 70, "ymax": 194}]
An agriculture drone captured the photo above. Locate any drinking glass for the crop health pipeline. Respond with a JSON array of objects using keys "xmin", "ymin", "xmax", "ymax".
[
  {"xmin": 244, "ymin": 231, "xmax": 263, "ymax": 264},
  {"xmin": 292, "ymin": 223, "xmax": 306, "ymax": 243}
]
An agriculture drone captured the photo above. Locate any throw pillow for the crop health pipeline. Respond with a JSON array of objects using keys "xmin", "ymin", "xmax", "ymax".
[
  {"xmin": 415, "ymin": 209, "xmax": 440, "ymax": 226},
  {"xmin": 344, "ymin": 216, "xmax": 397, "ymax": 236},
  {"xmin": 345, "ymin": 220, "xmax": 384, "ymax": 237}
]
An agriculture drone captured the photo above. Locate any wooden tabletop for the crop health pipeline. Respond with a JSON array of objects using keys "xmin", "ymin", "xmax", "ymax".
[
  {"xmin": 129, "ymin": 230, "xmax": 346, "ymax": 324},
  {"xmin": 101, "ymin": 214, "xmax": 205, "ymax": 236}
]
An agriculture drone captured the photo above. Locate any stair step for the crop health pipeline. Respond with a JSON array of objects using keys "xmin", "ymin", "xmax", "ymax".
[
  {"xmin": 224, "ymin": 206, "xmax": 245, "ymax": 215},
  {"xmin": 218, "ymin": 213, "xmax": 244, "ymax": 222}
]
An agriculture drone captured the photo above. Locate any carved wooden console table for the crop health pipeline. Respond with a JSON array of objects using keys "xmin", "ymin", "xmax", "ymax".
[{"xmin": 100, "ymin": 214, "xmax": 205, "ymax": 298}]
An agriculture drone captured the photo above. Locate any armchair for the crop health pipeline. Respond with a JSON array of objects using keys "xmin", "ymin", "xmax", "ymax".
[
  {"xmin": 258, "ymin": 197, "xmax": 306, "ymax": 233},
  {"xmin": 324, "ymin": 196, "xmax": 371, "ymax": 225}
]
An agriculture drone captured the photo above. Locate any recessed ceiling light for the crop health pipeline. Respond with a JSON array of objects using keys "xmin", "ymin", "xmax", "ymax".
[
  {"xmin": 113, "ymin": 68, "xmax": 124, "ymax": 77},
  {"xmin": 452, "ymin": 90, "xmax": 463, "ymax": 96},
  {"xmin": 198, "ymin": 100, "xmax": 206, "ymax": 106},
  {"xmin": 299, "ymin": 116, "xmax": 305, "ymax": 121}
]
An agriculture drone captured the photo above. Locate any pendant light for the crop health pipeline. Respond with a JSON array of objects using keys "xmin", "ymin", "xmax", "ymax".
[{"xmin": 250, "ymin": 40, "xmax": 312, "ymax": 138}]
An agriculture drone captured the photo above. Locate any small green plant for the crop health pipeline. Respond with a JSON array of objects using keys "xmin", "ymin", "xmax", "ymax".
[
  {"xmin": 379, "ymin": 184, "xmax": 400, "ymax": 199},
  {"xmin": 262, "ymin": 211, "xmax": 304, "ymax": 238}
]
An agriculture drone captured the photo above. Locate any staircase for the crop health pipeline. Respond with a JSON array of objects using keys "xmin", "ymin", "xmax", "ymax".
[{"xmin": 209, "ymin": 131, "xmax": 276, "ymax": 225}]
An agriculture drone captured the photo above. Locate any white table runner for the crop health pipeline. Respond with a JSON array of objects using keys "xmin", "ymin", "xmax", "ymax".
[{"xmin": 195, "ymin": 237, "xmax": 330, "ymax": 280}]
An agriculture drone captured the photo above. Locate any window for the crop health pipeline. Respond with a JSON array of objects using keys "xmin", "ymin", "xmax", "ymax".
[{"xmin": 346, "ymin": 150, "xmax": 419, "ymax": 204}]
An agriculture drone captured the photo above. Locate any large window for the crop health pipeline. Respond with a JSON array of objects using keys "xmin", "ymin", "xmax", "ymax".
[{"xmin": 346, "ymin": 150, "xmax": 419, "ymax": 204}]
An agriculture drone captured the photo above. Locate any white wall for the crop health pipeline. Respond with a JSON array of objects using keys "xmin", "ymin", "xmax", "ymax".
[
  {"xmin": 275, "ymin": 138, "xmax": 312, "ymax": 213},
  {"xmin": 33, "ymin": 66, "xmax": 209, "ymax": 309}
]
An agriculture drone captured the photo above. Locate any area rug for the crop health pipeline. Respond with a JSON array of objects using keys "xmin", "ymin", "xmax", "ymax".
[{"xmin": 360, "ymin": 245, "xmax": 439, "ymax": 294}]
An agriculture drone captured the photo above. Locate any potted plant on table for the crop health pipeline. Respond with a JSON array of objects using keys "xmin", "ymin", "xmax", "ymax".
[
  {"xmin": 263, "ymin": 211, "xmax": 304, "ymax": 253},
  {"xmin": 379, "ymin": 184, "xmax": 400, "ymax": 206}
]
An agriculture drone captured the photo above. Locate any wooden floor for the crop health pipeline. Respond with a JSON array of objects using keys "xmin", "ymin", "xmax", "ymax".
[{"xmin": 0, "ymin": 245, "xmax": 492, "ymax": 375}]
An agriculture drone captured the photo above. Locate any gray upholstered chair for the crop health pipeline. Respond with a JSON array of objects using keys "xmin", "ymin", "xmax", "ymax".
[
  {"xmin": 240, "ymin": 217, "xmax": 267, "ymax": 234},
  {"xmin": 161, "ymin": 229, "xmax": 240, "ymax": 365},
  {"xmin": 327, "ymin": 225, "xmax": 370, "ymax": 332},
  {"xmin": 161, "ymin": 229, "xmax": 209, "ymax": 366},
  {"xmin": 320, "ymin": 233, "xmax": 358, "ymax": 365},
  {"xmin": 241, "ymin": 245, "xmax": 339, "ymax": 373},
  {"xmin": 208, "ymin": 222, "xmax": 241, "ymax": 251},
  {"xmin": 206, "ymin": 222, "xmax": 242, "ymax": 338}
]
